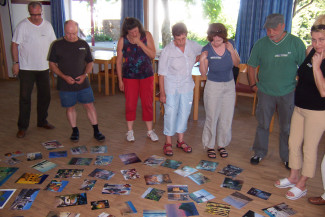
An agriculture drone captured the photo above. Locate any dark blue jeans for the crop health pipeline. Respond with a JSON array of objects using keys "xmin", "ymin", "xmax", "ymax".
[{"xmin": 18, "ymin": 69, "xmax": 51, "ymax": 130}]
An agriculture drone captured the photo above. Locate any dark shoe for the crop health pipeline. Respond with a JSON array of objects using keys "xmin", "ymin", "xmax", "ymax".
[
  {"xmin": 250, "ymin": 155, "xmax": 262, "ymax": 165},
  {"xmin": 16, "ymin": 130, "xmax": 26, "ymax": 138},
  {"xmin": 284, "ymin": 161, "xmax": 290, "ymax": 170},
  {"xmin": 207, "ymin": 149, "xmax": 216, "ymax": 159},
  {"xmin": 217, "ymin": 147, "xmax": 228, "ymax": 158},
  {"xmin": 308, "ymin": 196, "xmax": 325, "ymax": 205},
  {"xmin": 94, "ymin": 132, "xmax": 105, "ymax": 142},
  {"xmin": 38, "ymin": 123, "xmax": 55, "ymax": 129},
  {"xmin": 70, "ymin": 131, "xmax": 79, "ymax": 142}
]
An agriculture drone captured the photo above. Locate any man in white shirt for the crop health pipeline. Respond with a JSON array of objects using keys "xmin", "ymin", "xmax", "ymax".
[{"xmin": 12, "ymin": 1, "xmax": 56, "ymax": 138}]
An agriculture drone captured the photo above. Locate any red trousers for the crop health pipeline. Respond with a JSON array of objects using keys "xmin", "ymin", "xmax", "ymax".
[{"xmin": 123, "ymin": 76, "xmax": 153, "ymax": 121}]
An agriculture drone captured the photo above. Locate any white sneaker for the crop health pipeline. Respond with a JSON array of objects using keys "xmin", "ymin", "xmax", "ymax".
[
  {"xmin": 147, "ymin": 130, "xmax": 159, "ymax": 142},
  {"xmin": 126, "ymin": 130, "xmax": 135, "ymax": 142}
]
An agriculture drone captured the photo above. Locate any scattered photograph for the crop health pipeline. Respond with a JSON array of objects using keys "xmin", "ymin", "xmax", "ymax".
[
  {"xmin": 44, "ymin": 180, "xmax": 69, "ymax": 192},
  {"xmin": 31, "ymin": 160, "xmax": 57, "ymax": 173},
  {"xmin": 117, "ymin": 201, "xmax": 137, "ymax": 215},
  {"xmin": 46, "ymin": 211, "xmax": 80, "ymax": 217},
  {"xmin": 70, "ymin": 146, "xmax": 88, "ymax": 155},
  {"xmin": 102, "ymin": 184, "xmax": 131, "ymax": 195},
  {"xmin": 119, "ymin": 153, "xmax": 142, "ymax": 165},
  {"xmin": 94, "ymin": 156, "xmax": 113, "ymax": 166},
  {"xmin": 0, "ymin": 189, "xmax": 16, "ymax": 209},
  {"xmin": 15, "ymin": 173, "xmax": 48, "ymax": 184},
  {"xmin": 190, "ymin": 189, "xmax": 215, "ymax": 203},
  {"xmin": 174, "ymin": 166, "xmax": 198, "ymax": 177},
  {"xmin": 49, "ymin": 151, "xmax": 67, "ymax": 158},
  {"xmin": 4, "ymin": 151, "xmax": 24, "ymax": 158},
  {"xmin": 5, "ymin": 157, "xmax": 21, "ymax": 165},
  {"xmin": 54, "ymin": 169, "xmax": 84, "ymax": 178},
  {"xmin": 68, "ymin": 157, "xmax": 93, "ymax": 166},
  {"xmin": 141, "ymin": 187, "xmax": 165, "ymax": 201},
  {"xmin": 88, "ymin": 168, "xmax": 115, "ymax": 180},
  {"xmin": 121, "ymin": 168, "xmax": 140, "ymax": 180},
  {"xmin": 196, "ymin": 160, "xmax": 218, "ymax": 172},
  {"xmin": 242, "ymin": 210, "xmax": 265, "ymax": 217},
  {"xmin": 262, "ymin": 203, "xmax": 297, "ymax": 217},
  {"xmin": 26, "ymin": 152, "xmax": 42, "ymax": 161},
  {"xmin": 205, "ymin": 202, "xmax": 231, "ymax": 216},
  {"xmin": 90, "ymin": 145, "xmax": 108, "ymax": 154},
  {"xmin": 0, "ymin": 167, "xmax": 19, "ymax": 186},
  {"xmin": 188, "ymin": 173, "xmax": 210, "ymax": 185},
  {"xmin": 221, "ymin": 177, "xmax": 244, "ymax": 191},
  {"xmin": 42, "ymin": 140, "xmax": 63, "ymax": 150},
  {"xmin": 218, "ymin": 164, "xmax": 243, "ymax": 177},
  {"xmin": 167, "ymin": 185, "xmax": 189, "ymax": 201},
  {"xmin": 143, "ymin": 155, "xmax": 166, "ymax": 167},
  {"xmin": 143, "ymin": 210, "xmax": 167, "ymax": 217},
  {"xmin": 144, "ymin": 174, "xmax": 172, "ymax": 185},
  {"xmin": 161, "ymin": 159, "xmax": 182, "ymax": 169},
  {"xmin": 223, "ymin": 191, "xmax": 253, "ymax": 209},
  {"xmin": 91, "ymin": 200, "xmax": 109, "ymax": 210},
  {"xmin": 98, "ymin": 213, "xmax": 115, "ymax": 217},
  {"xmin": 10, "ymin": 188, "xmax": 40, "ymax": 210},
  {"xmin": 55, "ymin": 193, "xmax": 87, "ymax": 208},
  {"xmin": 247, "ymin": 187, "xmax": 271, "ymax": 200},
  {"xmin": 165, "ymin": 202, "xmax": 199, "ymax": 217},
  {"xmin": 80, "ymin": 179, "xmax": 96, "ymax": 191}
]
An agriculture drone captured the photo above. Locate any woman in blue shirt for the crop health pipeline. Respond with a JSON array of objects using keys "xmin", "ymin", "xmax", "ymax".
[{"xmin": 199, "ymin": 23, "xmax": 240, "ymax": 159}]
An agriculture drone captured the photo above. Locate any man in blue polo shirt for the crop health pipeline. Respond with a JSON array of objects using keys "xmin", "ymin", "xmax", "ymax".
[{"xmin": 248, "ymin": 14, "xmax": 305, "ymax": 168}]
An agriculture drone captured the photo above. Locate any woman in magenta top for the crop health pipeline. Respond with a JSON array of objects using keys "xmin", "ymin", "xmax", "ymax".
[{"xmin": 116, "ymin": 17, "xmax": 158, "ymax": 142}]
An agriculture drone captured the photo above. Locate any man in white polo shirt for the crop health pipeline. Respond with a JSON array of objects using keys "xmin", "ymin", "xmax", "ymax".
[{"xmin": 12, "ymin": 1, "xmax": 56, "ymax": 138}]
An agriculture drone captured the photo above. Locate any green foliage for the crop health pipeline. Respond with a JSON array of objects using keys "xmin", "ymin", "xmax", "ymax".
[
  {"xmin": 201, "ymin": 0, "xmax": 222, "ymax": 23},
  {"xmin": 93, "ymin": 33, "xmax": 113, "ymax": 42},
  {"xmin": 187, "ymin": 31, "xmax": 208, "ymax": 46},
  {"xmin": 292, "ymin": 0, "xmax": 325, "ymax": 46}
]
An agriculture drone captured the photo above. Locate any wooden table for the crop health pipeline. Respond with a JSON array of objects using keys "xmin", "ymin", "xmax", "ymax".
[
  {"xmin": 192, "ymin": 66, "xmax": 207, "ymax": 121},
  {"xmin": 93, "ymin": 50, "xmax": 114, "ymax": 96}
]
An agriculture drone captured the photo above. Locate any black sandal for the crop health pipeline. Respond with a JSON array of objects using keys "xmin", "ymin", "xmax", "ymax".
[
  {"xmin": 207, "ymin": 149, "xmax": 216, "ymax": 158},
  {"xmin": 217, "ymin": 147, "xmax": 228, "ymax": 158}
]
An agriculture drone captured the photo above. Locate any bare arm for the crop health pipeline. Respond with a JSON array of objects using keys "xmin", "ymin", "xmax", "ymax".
[
  {"xmin": 248, "ymin": 65, "xmax": 258, "ymax": 92},
  {"xmin": 159, "ymin": 75, "xmax": 166, "ymax": 103},
  {"xmin": 11, "ymin": 42, "xmax": 19, "ymax": 76},
  {"xmin": 116, "ymin": 37, "xmax": 124, "ymax": 92},
  {"xmin": 225, "ymin": 42, "xmax": 240, "ymax": 67},
  {"xmin": 49, "ymin": 61, "xmax": 75, "ymax": 85},
  {"xmin": 199, "ymin": 51, "xmax": 208, "ymax": 76},
  {"xmin": 313, "ymin": 50, "xmax": 325, "ymax": 97},
  {"xmin": 135, "ymin": 31, "xmax": 156, "ymax": 59}
]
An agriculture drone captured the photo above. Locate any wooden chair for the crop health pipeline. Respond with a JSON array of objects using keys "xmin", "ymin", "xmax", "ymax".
[
  {"xmin": 235, "ymin": 64, "xmax": 257, "ymax": 115},
  {"xmin": 97, "ymin": 56, "xmax": 117, "ymax": 95},
  {"xmin": 152, "ymin": 59, "xmax": 164, "ymax": 123}
]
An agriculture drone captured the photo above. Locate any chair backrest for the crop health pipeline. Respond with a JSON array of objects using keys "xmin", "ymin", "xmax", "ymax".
[{"xmin": 236, "ymin": 64, "xmax": 249, "ymax": 85}]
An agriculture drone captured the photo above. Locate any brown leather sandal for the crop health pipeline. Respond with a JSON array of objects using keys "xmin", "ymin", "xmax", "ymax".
[{"xmin": 163, "ymin": 143, "xmax": 173, "ymax": 156}]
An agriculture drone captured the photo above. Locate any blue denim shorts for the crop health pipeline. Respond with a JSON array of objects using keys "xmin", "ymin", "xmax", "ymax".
[{"xmin": 59, "ymin": 87, "xmax": 94, "ymax": 107}]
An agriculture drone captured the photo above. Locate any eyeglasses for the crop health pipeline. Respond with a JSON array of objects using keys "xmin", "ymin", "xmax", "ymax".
[{"xmin": 311, "ymin": 24, "xmax": 325, "ymax": 31}]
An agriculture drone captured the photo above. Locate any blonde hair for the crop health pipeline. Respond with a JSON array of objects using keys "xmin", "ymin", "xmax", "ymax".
[{"xmin": 311, "ymin": 14, "xmax": 325, "ymax": 33}]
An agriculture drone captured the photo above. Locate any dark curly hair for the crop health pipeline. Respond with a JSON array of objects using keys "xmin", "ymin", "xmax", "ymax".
[
  {"xmin": 207, "ymin": 23, "xmax": 228, "ymax": 43},
  {"xmin": 121, "ymin": 17, "xmax": 146, "ymax": 38}
]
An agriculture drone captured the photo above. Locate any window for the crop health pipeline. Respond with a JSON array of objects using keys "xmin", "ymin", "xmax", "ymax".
[{"xmin": 70, "ymin": 0, "xmax": 121, "ymax": 50}]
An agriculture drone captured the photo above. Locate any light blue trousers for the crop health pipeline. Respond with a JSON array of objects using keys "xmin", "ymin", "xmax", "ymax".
[{"xmin": 163, "ymin": 90, "xmax": 193, "ymax": 136}]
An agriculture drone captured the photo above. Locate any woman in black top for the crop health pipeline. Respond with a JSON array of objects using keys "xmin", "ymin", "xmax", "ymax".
[{"xmin": 274, "ymin": 15, "xmax": 325, "ymax": 200}]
